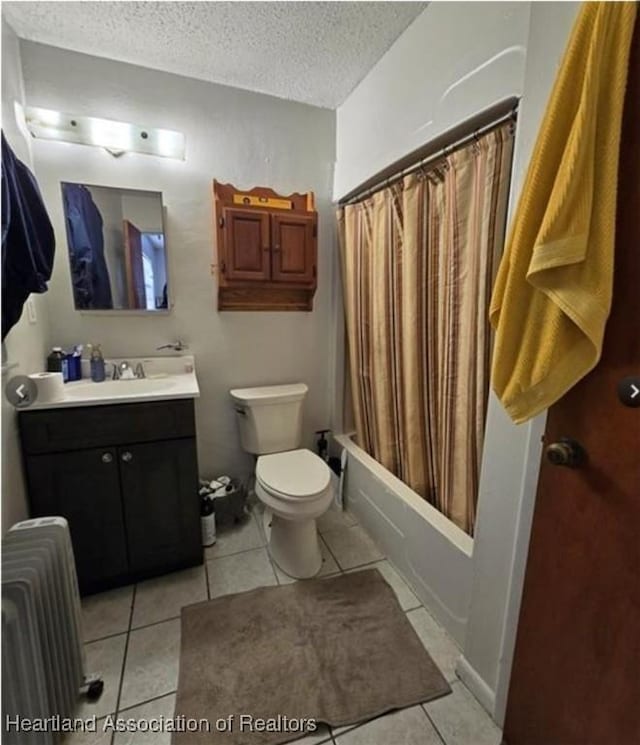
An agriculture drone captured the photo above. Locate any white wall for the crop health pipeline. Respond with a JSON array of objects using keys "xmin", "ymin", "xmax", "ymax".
[
  {"xmin": 120, "ymin": 191, "xmax": 163, "ymax": 233},
  {"xmin": 1, "ymin": 20, "xmax": 52, "ymax": 531},
  {"xmin": 334, "ymin": 2, "xmax": 529, "ymax": 199},
  {"xmin": 19, "ymin": 41, "xmax": 336, "ymax": 481}
]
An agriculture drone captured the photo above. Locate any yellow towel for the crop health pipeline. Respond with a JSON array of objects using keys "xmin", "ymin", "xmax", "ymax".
[{"xmin": 490, "ymin": 2, "xmax": 637, "ymax": 424}]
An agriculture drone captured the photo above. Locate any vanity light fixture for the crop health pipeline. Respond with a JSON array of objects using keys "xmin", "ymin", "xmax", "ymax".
[{"xmin": 24, "ymin": 107, "xmax": 185, "ymax": 160}]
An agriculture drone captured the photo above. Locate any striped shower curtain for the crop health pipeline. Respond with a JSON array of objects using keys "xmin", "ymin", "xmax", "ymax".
[{"xmin": 337, "ymin": 122, "xmax": 514, "ymax": 534}]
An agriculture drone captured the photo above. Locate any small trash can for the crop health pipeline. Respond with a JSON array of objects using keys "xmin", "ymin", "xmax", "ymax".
[{"xmin": 199, "ymin": 475, "xmax": 247, "ymax": 529}]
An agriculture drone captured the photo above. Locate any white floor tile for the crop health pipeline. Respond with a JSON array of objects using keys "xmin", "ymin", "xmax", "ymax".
[
  {"xmin": 322, "ymin": 524, "xmax": 384, "ymax": 570},
  {"xmin": 132, "ymin": 566, "xmax": 207, "ymax": 629},
  {"xmin": 424, "ymin": 681, "xmax": 502, "ymax": 745},
  {"xmin": 317, "ymin": 503, "xmax": 358, "ymax": 534},
  {"xmin": 273, "ymin": 536, "xmax": 341, "ymax": 584},
  {"xmin": 205, "ymin": 512, "xmax": 265, "ymax": 559},
  {"xmin": 113, "ymin": 693, "xmax": 176, "ymax": 745},
  {"xmin": 207, "ymin": 547, "xmax": 277, "ymax": 598},
  {"xmin": 347, "ymin": 561, "xmax": 420, "ymax": 611},
  {"xmin": 119, "ymin": 618, "xmax": 181, "ymax": 711},
  {"xmin": 82, "ymin": 586, "xmax": 133, "ymax": 642},
  {"xmin": 335, "ymin": 706, "xmax": 442, "ymax": 745},
  {"xmin": 76, "ymin": 634, "xmax": 127, "ymax": 720},
  {"xmin": 288, "ymin": 723, "xmax": 332, "ymax": 744},
  {"xmin": 406, "ymin": 608, "xmax": 460, "ymax": 684}
]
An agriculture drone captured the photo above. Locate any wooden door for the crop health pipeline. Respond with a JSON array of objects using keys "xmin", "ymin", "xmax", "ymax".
[
  {"xmin": 25, "ymin": 447, "xmax": 129, "ymax": 593},
  {"xmin": 504, "ymin": 25, "xmax": 640, "ymax": 745},
  {"xmin": 222, "ymin": 207, "xmax": 271, "ymax": 281},
  {"xmin": 271, "ymin": 212, "xmax": 316, "ymax": 284},
  {"xmin": 123, "ymin": 219, "xmax": 146, "ymax": 308},
  {"xmin": 118, "ymin": 438, "xmax": 201, "ymax": 576}
]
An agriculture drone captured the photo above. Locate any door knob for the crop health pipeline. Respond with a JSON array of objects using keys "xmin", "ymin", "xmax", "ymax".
[
  {"xmin": 121, "ymin": 451, "xmax": 133, "ymax": 463},
  {"xmin": 101, "ymin": 453, "xmax": 113, "ymax": 464},
  {"xmin": 545, "ymin": 438, "xmax": 586, "ymax": 468}
]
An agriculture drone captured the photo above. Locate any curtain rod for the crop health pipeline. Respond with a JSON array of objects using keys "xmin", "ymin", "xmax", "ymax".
[{"xmin": 341, "ymin": 105, "xmax": 519, "ymax": 206}]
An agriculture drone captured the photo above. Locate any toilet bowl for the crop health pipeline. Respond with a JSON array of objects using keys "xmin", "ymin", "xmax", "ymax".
[
  {"xmin": 230, "ymin": 383, "xmax": 333, "ymax": 580},
  {"xmin": 255, "ymin": 448, "xmax": 333, "ymax": 579}
]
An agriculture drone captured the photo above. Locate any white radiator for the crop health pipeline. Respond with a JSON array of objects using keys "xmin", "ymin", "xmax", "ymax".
[{"xmin": 2, "ymin": 517, "xmax": 102, "ymax": 743}]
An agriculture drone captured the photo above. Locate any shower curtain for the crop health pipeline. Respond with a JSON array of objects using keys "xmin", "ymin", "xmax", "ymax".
[{"xmin": 338, "ymin": 122, "xmax": 514, "ymax": 534}]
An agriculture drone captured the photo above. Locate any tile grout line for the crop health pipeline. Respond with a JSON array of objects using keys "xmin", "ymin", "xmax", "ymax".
[
  {"xmin": 203, "ymin": 556, "xmax": 212, "ymax": 600},
  {"xmin": 205, "ymin": 540, "xmax": 267, "ymax": 562},
  {"xmin": 115, "ymin": 688, "xmax": 178, "ymax": 716},
  {"xmin": 319, "ymin": 533, "xmax": 344, "ymax": 572},
  {"xmin": 112, "ymin": 584, "xmax": 137, "ymax": 726},
  {"xmin": 420, "ymin": 704, "xmax": 449, "ymax": 745}
]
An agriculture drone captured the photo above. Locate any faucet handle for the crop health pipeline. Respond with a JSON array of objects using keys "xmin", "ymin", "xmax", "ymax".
[
  {"xmin": 111, "ymin": 362, "xmax": 121, "ymax": 380},
  {"xmin": 134, "ymin": 362, "xmax": 146, "ymax": 379}
]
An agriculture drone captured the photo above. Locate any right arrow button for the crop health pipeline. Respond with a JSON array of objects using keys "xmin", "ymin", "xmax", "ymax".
[{"xmin": 617, "ymin": 375, "xmax": 640, "ymax": 407}]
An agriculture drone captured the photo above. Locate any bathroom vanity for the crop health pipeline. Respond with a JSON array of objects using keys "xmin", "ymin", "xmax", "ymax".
[{"xmin": 18, "ymin": 357, "xmax": 202, "ymax": 594}]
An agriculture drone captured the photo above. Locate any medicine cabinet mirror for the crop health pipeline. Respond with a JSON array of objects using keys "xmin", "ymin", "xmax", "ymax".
[{"xmin": 61, "ymin": 183, "xmax": 169, "ymax": 311}]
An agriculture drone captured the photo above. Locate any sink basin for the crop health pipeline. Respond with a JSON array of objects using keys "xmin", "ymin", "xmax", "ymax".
[
  {"xmin": 66, "ymin": 379, "xmax": 175, "ymax": 398},
  {"xmin": 29, "ymin": 354, "xmax": 199, "ymax": 410}
]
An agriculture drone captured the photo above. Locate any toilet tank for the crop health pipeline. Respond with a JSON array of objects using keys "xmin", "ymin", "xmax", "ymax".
[{"xmin": 230, "ymin": 383, "xmax": 308, "ymax": 455}]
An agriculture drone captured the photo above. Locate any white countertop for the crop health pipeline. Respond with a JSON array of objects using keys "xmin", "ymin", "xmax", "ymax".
[{"xmin": 28, "ymin": 355, "xmax": 200, "ymax": 410}]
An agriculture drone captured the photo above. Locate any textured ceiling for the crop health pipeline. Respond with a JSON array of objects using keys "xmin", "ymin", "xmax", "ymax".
[{"xmin": 3, "ymin": 1, "xmax": 427, "ymax": 109}]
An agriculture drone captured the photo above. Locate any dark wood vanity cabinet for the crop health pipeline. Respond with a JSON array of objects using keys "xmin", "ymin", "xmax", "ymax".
[
  {"xmin": 214, "ymin": 181, "xmax": 318, "ymax": 311},
  {"xmin": 19, "ymin": 400, "xmax": 202, "ymax": 594}
]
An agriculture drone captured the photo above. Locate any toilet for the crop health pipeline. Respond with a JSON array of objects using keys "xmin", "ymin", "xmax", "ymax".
[{"xmin": 230, "ymin": 383, "xmax": 333, "ymax": 579}]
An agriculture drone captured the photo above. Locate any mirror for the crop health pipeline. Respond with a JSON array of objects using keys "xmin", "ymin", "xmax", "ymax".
[{"xmin": 61, "ymin": 183, "xmax": 168, "ymax": 311}]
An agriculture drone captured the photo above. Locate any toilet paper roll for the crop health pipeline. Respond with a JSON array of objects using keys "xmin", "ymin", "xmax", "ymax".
[{"xmin": 29, "ymin": 372, "xmax": 65, "ymax": 403}]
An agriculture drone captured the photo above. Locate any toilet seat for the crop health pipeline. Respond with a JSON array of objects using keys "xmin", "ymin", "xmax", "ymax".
[{"xmin": 256, "ymin": 449, "xmax": 331, "ymax": 501}]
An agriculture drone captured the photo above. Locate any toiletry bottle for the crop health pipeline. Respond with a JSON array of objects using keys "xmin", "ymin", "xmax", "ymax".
[
  {"xmin": 90, "ymin": 344, "xmax": 106, "ymax": 382},
  {"xmin": 47, "ymin": 346, "xmax": 69, "ymax": 382},
  {"xmin": 200, "ymin": 493, "xmax": 216, "ymax": 547},
  {"xmin": 47, "ymin": 347, "xmax": 65, "ymax": 373},
  {"xmin": 71, "ymin": 345, "xmax": 83, "ymax": 381},
  {"xmin": 315, "ymin": 429, "xmax": 330, "ymax": 462}
]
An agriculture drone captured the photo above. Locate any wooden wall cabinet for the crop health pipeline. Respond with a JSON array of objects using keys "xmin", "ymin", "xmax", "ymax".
[
  {"xmin": 19, "ymin": 399, "xmax": 202, "ymax": 595},
  {"xmin": 214, "ymin": 181, "xmax": 318, "ymax": 311}
]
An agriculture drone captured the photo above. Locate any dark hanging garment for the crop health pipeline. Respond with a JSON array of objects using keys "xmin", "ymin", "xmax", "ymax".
[
  {"xmin": 61, "ymin": 183, "xmax": 113, "ymax": 309},
  {"xmin": 1, "ymin": 132, "xmax": 56, "ymax": 340}
]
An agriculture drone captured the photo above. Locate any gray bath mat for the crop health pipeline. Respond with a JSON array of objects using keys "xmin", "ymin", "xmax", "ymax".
[{"xmin": 173, "ymin": 568, "xmax": 450, "ymax": 744}]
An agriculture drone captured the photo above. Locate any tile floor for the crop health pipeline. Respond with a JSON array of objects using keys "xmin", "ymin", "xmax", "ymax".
[{"xmin": 68, "ymin": 505, "xmax": 502, "ymax": 745}]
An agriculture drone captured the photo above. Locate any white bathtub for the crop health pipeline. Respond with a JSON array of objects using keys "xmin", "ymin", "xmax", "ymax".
[{"xmin": 335, "ymin": 433, "xmax": 474, "ymax": 646}]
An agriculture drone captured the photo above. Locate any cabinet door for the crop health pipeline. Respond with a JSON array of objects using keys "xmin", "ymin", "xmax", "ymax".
[
  {"xmin": 25, "ymin": 448, "xmax": 128, "ymax": 591},
  {"xmin": 271, "ymin": 213, "xmax": 316, "ymax": 284},
  {"xmin": 118, "ymin": 438, "xmax": 201, "ymax": 575},
  {"xmin": 222, "ymin": 207, "xmax": 271, "ymax": 281}
]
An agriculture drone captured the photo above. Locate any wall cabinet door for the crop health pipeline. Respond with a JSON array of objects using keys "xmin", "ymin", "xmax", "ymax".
[
  {"xmin": 118, "ymin": 438, "xmax": 201, "ymax": 575},
  {"xmin": 271, "ymin": 213, "xmax": 317, "ymax": 284},
  {"xmin": 223, "ymin": 207, "xmax": 271, "ymax": 281},
  {"xmin": 25, "ymin": 447, "xmax": 129, "ymax": 591}
]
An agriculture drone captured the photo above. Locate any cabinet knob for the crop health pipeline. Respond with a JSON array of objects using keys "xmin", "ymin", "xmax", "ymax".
[
  {"xmin": 121, "ymin": 451, "xmax": 133, "ymax": 463},
  {"xmin": 101, "ymin": 453, "xmax": 113, "ymax": 464}
]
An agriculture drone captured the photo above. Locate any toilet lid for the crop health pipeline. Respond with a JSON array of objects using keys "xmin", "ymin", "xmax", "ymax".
[{"xmin": 256, "ymin": 449, "xmax": 331, "ymax": 499}]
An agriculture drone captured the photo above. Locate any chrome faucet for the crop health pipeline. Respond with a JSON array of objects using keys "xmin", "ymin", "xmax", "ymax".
[
  {"xmin": 156, "ymin": 340, "xmax": 188, "ymax": 352},
  {"xmin": 117, "ymin": 361, "xmax": 135, "ymax": 380},
  {"xmin": 112, "ymin": 361, "xmax": 145, "ymax": 380}
]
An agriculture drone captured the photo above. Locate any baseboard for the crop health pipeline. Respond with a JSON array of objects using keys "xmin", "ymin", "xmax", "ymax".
[{"xmin": 456, "ymin": 656, "xmax": 496, "ymax": 719}]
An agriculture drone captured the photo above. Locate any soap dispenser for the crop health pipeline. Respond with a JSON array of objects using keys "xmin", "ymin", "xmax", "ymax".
[{"xmin": 315, "ymin": 429, "xmax": 330, "ymax": 462}]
